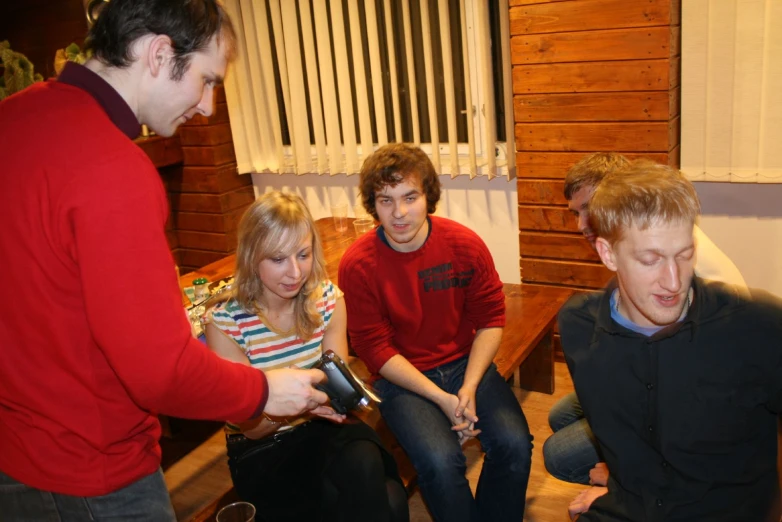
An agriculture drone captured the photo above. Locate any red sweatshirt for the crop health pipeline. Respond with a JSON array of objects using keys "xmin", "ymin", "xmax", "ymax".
[
  {"xmin": 0, "ymin": 65, "xmax": 266, "ymax": 496},
  {"xmin": 338, "ymin": 216, "xmax": 505, "ymax": 376}
]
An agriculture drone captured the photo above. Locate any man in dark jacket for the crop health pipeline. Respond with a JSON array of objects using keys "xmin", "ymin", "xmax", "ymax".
[{"xmin": 559, "ymin": 160, "xmax": 781, "ymax": 522}]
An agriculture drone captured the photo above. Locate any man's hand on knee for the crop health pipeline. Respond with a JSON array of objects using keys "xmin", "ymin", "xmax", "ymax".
[
  {"xmin": 588, "ymin": 462, "xmax": 609, "ymax": 486},
  {"xmin": 568, "ymin": 486, "xmax": 608, "ymax": 521}
]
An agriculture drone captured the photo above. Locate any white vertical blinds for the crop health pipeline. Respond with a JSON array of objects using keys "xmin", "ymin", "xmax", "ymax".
[
  {"xmin": 681, "ymin": 0, "xmax": 782, "ymax": 183},
  {"xmin": 222, "ymin": 0, "xmax": 515, "ymax": 180}
]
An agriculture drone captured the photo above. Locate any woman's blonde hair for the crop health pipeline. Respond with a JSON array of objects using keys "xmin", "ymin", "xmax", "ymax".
[
  {"xmin": 233, "ymin": 191, "xmax": 326, "ymax": 340},
  {"xmin": 590, "ymin": 160, "xmax": 701, "ymax": 244}
]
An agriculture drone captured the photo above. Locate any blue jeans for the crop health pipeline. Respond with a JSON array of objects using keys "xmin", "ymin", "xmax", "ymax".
[
  {"xmin": 542, "ymin": 392, "xmax": 601, "ymax": 485},
  {"xmin": 0, "ymin": 468, "xmax": 176, "ymax": 521},
  {"xmin": 374, "ymin": 357, "xmax": 533, "ymax": 522}
]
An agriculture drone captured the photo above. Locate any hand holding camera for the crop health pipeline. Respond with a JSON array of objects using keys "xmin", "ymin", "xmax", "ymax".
[{"xmin": 311, "ymin": 350, "xmax": 381, "ymax": 414}]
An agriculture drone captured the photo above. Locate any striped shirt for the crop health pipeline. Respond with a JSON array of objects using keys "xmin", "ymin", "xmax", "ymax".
[{"xmin": 211, "ymin": 280, "xmax": 341, "ymax": 372}]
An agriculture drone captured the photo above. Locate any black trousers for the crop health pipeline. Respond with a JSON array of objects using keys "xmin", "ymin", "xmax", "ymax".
[{"xmin": 226, "ymin": 419, "xmax": 408, "ymax": 522}]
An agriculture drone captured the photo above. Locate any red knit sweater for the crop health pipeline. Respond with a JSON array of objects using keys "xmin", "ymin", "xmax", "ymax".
[
  {"xmin": 338, "ymin": 216, "xmax": 505, "ymax": 376},
  {"xmin": 0, "ymin": 78, "xmax": 266, "ymax": 496}
]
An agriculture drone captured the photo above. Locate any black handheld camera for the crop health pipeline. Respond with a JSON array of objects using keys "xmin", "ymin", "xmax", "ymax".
[{"xmin": 311, "ymin": 350, "xmax": 381, "ymax": 414}]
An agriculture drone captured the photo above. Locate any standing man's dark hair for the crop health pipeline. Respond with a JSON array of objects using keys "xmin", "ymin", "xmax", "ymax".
[
  {"xmin": 85, "ymin": 0, "xmax": 237, "ymax": 80},
  {"xmin": 0, "ymin": 1, "xmax": 329, "ymax": 520}
]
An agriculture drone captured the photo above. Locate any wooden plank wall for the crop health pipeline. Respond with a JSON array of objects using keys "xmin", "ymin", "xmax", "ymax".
[{"xmin": 509, "ymin": 0, "xmax": 681, "ymax": 291}]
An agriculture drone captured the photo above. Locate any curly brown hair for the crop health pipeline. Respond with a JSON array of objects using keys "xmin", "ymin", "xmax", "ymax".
[{"xmin": 359, "ymin": 143, "xmax": 441, "ymax": 219}]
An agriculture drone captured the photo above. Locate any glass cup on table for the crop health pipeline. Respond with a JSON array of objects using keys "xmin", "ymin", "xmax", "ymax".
[
  {"xmin": 330, "ymin": 203, "xmax": 348, "ymax": 233},
  {"xmin": 216, "ymin": 501, "xmax": 256, "ymax": 522},
  {"xmin": 353, "ymin": 218, "xmax": 375, "ymax": 236}
]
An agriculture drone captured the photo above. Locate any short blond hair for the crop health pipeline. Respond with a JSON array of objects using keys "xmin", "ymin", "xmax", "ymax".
[
  {"xmin": 589, "ymin": 160, "xmax": 701, "ymax": 244},
  {"xmin": 564, "ymin": 152, "xmax": 631, "ymax": 200},
  {"xmin": 233, "ymin": 191, "xmax": 326, "ymax": 341}
]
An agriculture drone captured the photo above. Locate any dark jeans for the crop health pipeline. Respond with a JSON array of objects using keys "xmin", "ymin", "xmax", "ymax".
[
  {"xmin": 227, "ymin": 419, "xmax": 407, "ymax": 522},
  {"xmin": 374, "ymin": 357, "xmax": 533, "ymax": 522},
  {"xmin": 542, "ymin": 392, "xmax": 601, "ymax": 485},
  {"xmin": 0, "ymin": 468, "xmax": 175, "ymax": 521}
]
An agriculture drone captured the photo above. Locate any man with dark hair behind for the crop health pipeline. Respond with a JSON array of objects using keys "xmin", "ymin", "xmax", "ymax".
[
  {"xmin": 559, "ymin": 162, "xmax": 781, "ymax": 521},
  {"xmin": 0, "ymin": 1, "xmax": 329, "ymax": 519},
  {"xmin": 338, "ymin": 143, "xmax": 533, "ymax": 522},
  {"xmin": 543, "ymin": 152, "xmax": 747, "ymax": 489}
]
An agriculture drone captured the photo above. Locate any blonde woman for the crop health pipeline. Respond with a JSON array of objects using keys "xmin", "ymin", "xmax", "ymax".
[{"xmin": 205, "ymin": 192, "xmax": 407, "ymax": 522}]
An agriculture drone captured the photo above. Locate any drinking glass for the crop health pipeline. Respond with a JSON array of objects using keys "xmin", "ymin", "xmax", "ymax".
[
  {"xmin": 353, "ymin": 218, "xmax": 375, "ymax": 235},
  {"xmin": 331, "ymin": 203, "xmax": 348, "ymax": 233},
  {"xmin": 216, "ymin": 501, "xmax": 256, "ymax": 522}
]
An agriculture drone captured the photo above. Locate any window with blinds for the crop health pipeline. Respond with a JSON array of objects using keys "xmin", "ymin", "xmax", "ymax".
[
  {"xmin": 223, "ymin": 0, "xmax": 515, "ymax": 180},
  {"xmin": 681, "ymin": 0, "xmax": 782, "ymax": 183}
]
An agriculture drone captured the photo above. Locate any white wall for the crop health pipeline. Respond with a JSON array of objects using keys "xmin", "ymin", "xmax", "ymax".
[
  {"xmin": 251, "ymin": 173, "xmax": 522, "ymax": 284},
  {"xmin": 693, "ymin": 182, "xmax": 782, "ymax": 298}
]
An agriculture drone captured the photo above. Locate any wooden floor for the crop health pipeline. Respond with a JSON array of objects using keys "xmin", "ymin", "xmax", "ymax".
[{"xmin": 407, "ymin": 361, "xmax": 582, "ymax": 522}]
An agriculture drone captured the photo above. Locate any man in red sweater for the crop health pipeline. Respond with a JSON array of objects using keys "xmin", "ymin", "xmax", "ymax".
[
  {"xmin": 0, "ymin": 1, "xmax": 328, "ymax": 520},
  {"xmin": 338, "ymin": 143, "xmax": 533, "ymax": 522}
]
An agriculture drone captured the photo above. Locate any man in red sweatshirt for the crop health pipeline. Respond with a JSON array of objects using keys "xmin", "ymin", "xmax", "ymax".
[
  {"xmin": 338, "ymin": 143, "xmax": 533, "ymax": 522},
  {"xmin": 0, "ymin": 1, "xmax": 328, "ymax": 519}
]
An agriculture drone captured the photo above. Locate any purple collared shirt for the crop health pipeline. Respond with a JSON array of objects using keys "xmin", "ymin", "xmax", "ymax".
[{"xmin": 57, "ymin": 61, "xmax": 141, "ymax": 139}]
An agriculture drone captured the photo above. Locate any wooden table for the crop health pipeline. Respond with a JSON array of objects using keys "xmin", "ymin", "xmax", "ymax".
[{"xmin": 181, "ymin": 217, "xmax": 573, "ymax": 394}]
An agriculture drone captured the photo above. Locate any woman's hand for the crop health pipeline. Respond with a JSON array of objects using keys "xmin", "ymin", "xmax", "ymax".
[{"xmin": 309, "ymin": 405, "xmax": 347, "ymax": 423}]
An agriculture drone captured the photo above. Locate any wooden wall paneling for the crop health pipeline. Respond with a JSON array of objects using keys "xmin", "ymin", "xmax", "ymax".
[
  {"xmin": 516, "ymin": 122, "xmax": 671, "ymax": 152},
  {"xmin": 176, "ymin": 230, "xmax": 238, "ymax": 253},
  {"xmin": 520, "ymin": 232, "xmax": 600, "ymax": 262},
  {"xmin": 173, "ymin": 204, "xmax": 250, "ymax": 233},
  {"xmin": 511, "ymin": 27, "xmax": 673, "ymax": 65},
  {"xmin": 181, "ymin": 142, "xmax": 236, "ymax": 166},
  {"xmin": 517, "ymin": 180, "xmax": 567, "ymax": 206},
  {"xmin": 179, "ymin": 123, "xmax": 234, "ymax": 146},
  {"xmin": 510, "ymin": 0, "xmax": 672, "ymax": 35},
  {"xmin": 513, "ymin": 59, "xmax": 674, "ymax": 94},
  {"xmin": 519, "ymin": 205, "xmax": 578, "ymax": 233},
  {"xmin": 179, "ymin": 249, "xmax": 235, "ymax": 270},
  {"xmin": 136, "ymin": 136, "xmax": 184, "ymax": 168},
  {"xmin": 170, "ymin": 186, "xmax": 255, "ymax": 214},
  {"xmin": 521, "ymin": 259, "xmax": 612, "ymax": 289},
  {"xmin": 166, "ymin": 164, "xmax": 252, "ymax": 194},
  {"xmin": 510, "ymin": 0, "xmax": 567, "ymax": 6},
  {"xmin": 516, "ymin": 152, "xmax": 672, "ymax": 178},
  {"xmin": 514, "ymin": 91, "xmax": 671, "ymax": 122}
]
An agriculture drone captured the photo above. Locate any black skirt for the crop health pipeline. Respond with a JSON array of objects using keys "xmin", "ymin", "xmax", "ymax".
[{"xmin": 226, "ymin": 418, "xmax": 401, "ymax": 522}]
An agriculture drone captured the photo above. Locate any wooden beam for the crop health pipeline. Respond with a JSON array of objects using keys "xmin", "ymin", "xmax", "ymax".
[
  {"xmin": 510, "ymin": 0, "xmax": 672, "ymax": 35},
  {"xmin": 521, "ymin": 258, "xmax": 612, "ymax": 288},
  {"xmin": 512, "ymin": 59, "xmax": 674, "ymax": 94},
  {"xmin": 514, "ymin": 91, "xmax": 671, "ymax": 122},
  {"xmin": 518, "ymin": 180, "xmax": 567, "ymax": 205},
  {"xmin": 519, "ymin": 206, "xmax": 578, "ymax": 232},
  {"xmin": 520, "ymin": 231, "xmax": 599, "ymax": 262},
  {"xmin": 516, "ymin": 152, "xmax": 672, "ymax": 178},
  {"xmin": 516, "ymin": 122, "xmax": 671, "ymax": 152},
  {"xmin": 511, "ymin": 27, "xmax": 674, "ymax": 65}
]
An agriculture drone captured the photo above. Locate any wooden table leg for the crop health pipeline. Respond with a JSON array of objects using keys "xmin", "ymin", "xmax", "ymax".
[{"xmin": 513, "ymin": 330, "xmax": 555, "ymax": 394}]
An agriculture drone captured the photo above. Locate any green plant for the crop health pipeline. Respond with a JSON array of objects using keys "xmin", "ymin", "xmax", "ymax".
[
  {"xmin": 54, "ymin": 42, "xmax": 92, "ymax": 75},
  {"xmin": 0, "ymin": 40, "xmax": 44, "ymax": 101}
]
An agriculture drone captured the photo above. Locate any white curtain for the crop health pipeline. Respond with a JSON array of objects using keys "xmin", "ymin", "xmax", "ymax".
[
  {"xmin": 681, "ymin": 0, "xmax": 782, "ymax": 183},
  {"xmin": 221, "ymin": 0, "xmax": 515, "ymax": 180}
]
